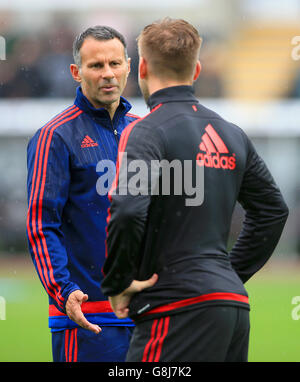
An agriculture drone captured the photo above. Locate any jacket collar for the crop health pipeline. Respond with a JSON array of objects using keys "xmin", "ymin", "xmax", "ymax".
[
  {"xmin": 74, "ymin": 86, "xmax": 132, "ymax": 121},
  {"xmin": 147, "ymin": 85, "xmax": 198, "ymax": 110}
]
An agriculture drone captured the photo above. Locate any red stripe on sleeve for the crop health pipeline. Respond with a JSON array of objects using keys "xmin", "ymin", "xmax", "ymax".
[
  {"xmin": 27, "ymin": 106, "xmax": 77, "ymax": 304},
  {"xmin": 27, "ymin": 107, "xmax": 82, "ymax": 308},
  {"xmin": 36, "ymin": 109, "xmax": 83, "ymax": 306}
]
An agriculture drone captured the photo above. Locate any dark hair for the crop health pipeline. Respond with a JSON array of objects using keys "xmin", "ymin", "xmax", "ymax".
[
  {"xmin": 73, "ymin": 25, "xmax": 128, "ymax": 67},
  {"xmin": 137, "ymin": 18, "xmax": 202, "ymax": 80}
]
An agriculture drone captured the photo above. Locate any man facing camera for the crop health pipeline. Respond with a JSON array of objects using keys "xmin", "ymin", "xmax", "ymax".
[{"xmin": 26, "ymin": 25, "xmax": 139, "ymax": 362}]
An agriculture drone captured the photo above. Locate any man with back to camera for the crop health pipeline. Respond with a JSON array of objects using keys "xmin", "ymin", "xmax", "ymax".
[
  {"xmin": 101, "ymin": 18, "xmax": 289, "ymax": 362},
  {"xmin": 26, "ymin": 25, "xmax": 140, "ymax": 362}
]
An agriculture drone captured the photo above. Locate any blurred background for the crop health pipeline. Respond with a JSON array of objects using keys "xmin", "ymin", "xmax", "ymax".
[{"xmin": 0, "ymin": 0, "xmax": 300, "ymax": 362}]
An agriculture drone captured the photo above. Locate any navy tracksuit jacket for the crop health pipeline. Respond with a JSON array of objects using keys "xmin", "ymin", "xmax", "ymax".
[{"xmin": 26, "ymin": 86, "xmax": 139, "ymax": 331}]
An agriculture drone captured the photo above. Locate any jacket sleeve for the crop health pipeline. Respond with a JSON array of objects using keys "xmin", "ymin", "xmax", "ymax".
[
  {"xmin": 26, "ymin": 129, "xmax": 80, "ymax": 312},
  {"xmin": 101, "ymin": 121, "xmax": 164, "ymax": 296},
  {"xmin": 229, "ymin": 135, "xmax": 289, "ymax": 283}
]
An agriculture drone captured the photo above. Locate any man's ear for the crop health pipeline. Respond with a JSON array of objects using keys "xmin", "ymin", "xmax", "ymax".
[
  {"xmin": 139, "ymin": 57, "xmax": 148, "ymax": 80},
  {"xmin": 127, "ymin": 57, "xmax": 131, "ymax": 77},
  {"xmin": 193, "ymin": 60, "xmax": 201, "ymax": 81},
  {"xmin": 70, "ymin": 64, "xmax": 82, "ymax": 83}
]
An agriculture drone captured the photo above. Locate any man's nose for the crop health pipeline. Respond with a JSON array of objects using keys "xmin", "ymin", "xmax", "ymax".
[{"xmin": 102, "ymin": 64, "xmax": 115, "ymax": 79}]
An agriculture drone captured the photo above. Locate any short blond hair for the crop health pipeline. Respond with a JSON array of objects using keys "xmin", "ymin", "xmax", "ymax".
[{"xmin": 137, "ymin": 18, "xmax": 202, "ymax": 81}]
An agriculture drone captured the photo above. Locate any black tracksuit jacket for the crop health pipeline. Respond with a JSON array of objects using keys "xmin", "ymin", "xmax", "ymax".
[{"xmin": 101, "ymin": 86, "xmax": 289, "ymax": 322}]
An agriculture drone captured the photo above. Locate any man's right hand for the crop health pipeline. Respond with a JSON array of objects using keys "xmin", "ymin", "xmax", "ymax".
[
  {"xmin": 65, "ymin": 290, "xmax": 102, "ymax": 334},
  {"xmin": 108, "ymin": 273, "xmax": 158, "ymax": 319}
]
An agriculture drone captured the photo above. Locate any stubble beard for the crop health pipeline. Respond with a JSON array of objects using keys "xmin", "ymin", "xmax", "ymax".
[{"xmin": 139, "ymin": 77, "xmax": 150, "ymax": 104}]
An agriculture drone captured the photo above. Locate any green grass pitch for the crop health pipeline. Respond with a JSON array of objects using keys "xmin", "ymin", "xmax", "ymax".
[{"xmin": 0, "ymin": 257, "xmax": 299, "ymax": 362}]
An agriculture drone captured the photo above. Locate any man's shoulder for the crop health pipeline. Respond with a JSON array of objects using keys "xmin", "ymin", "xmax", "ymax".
[
  {"xmin": 119, "ymin": 105, "xmax": 165, "ymax": 149},
  {"xmin": 46, "ymin": 104, "xmax": 83, "ymax": 131},
  {"xmin": 28, "ymin": 105, "xmax": 84, "ymax": 150},
  {"xmin": 123, "ymin": 112, "xmax": 140, "ymax": 128},
  {"xmin": 125, "ymin": 112, "xmax": 141, "ymax": 121},
  {"xmin": 44, "ymin": 104, "xmax": 83, "ymax": 130},
  {"xmin": 196, "ymin": 102, "xmax": 245, "ymax": 132},
  {"xmin": 35, "ymin": 104, "xmax": 84, "ymax": 136},
  {"xmin": 130, "ymin": 103, "xmax": 164, "ymax": 127}
]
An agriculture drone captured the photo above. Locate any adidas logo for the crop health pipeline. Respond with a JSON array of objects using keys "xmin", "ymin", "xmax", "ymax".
[
  {"xmin": 81, "ymin": 135, "xmax": 99, "ymax": 148},
  {"xmin": 196, "ymin": 124, "xmax": 236, "ymax": 170}
]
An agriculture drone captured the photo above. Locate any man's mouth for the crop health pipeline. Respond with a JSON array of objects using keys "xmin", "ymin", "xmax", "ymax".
[{"xmin": 101, "ymin": 85, "xmax": 117, "ymax": 92}]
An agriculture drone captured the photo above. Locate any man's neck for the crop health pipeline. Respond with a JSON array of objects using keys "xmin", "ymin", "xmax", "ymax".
[
  {"xmin": 82, "ymin": 90, "xmax": 120, "ymax": 120},
  {"xmin": 92, "ymin": 99, "xmax": 119, "ymax": 120},
  {"xmin": 148, "ymin": 78, "xmax": 192, "ymax": 98},
  {"xmin": 103, "ymin": 102, "xmax": 119, "ymax": 120}
]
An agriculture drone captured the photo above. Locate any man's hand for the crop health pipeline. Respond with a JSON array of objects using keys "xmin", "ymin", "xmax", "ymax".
[
  {"xmin": 65, "ymin": 290, "xmax": 102, "ymax": 334},
  {"xmin": 109, "ymin": 273, "xmax": 158, "ymax": 319}
]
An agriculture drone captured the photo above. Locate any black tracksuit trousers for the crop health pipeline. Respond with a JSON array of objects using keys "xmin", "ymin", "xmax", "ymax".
[{"xmin": 126, "ymin": 305, "xmax": 250, "ymax": 362}]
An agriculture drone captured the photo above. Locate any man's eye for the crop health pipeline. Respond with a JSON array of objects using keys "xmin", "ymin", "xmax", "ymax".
[{"xmin": 90, "ymin": 63, "xmax": 101, "ymax": 68}]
